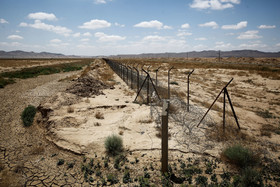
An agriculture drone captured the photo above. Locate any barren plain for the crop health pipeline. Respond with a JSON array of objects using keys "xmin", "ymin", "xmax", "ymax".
[{"xmin": 0, "ymin": 57, "xmax": 279, "ymax": 186}]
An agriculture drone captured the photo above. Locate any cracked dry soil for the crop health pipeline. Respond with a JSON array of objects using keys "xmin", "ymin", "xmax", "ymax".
[{"xmin": 0, "ymin": 71, "xmax": 89, "ymax": 186}]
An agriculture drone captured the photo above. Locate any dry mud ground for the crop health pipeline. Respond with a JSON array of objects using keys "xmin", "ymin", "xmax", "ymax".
[{"xmin": 0, "ymin": 58, "xmax": 280, "ymax": 186}]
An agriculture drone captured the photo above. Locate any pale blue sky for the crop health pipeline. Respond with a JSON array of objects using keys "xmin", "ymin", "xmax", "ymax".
[{"xmin": 0, "ymin": 0, "xmax": 279, "ymax": 56}]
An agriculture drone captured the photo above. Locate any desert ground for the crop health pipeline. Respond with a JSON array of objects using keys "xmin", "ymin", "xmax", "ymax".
[{"xmin": 0, "ymin": 57, "xmax": 279, "ymax": 186}]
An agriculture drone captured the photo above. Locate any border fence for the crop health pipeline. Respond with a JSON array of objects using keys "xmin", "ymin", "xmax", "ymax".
[{"xmin": 103, "ymin": 58, "xmax": 240, "ymax": 173}]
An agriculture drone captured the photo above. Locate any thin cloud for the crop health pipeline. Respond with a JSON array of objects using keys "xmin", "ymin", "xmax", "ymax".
[
  {"xmin": 221, "ymin": 21, "xmax": 247, "ymax": 30},
  {"xmin": 237, "ymin": 30, "xmax": 262, "ymax": 40},
  {"xmin": 73, "ymin": 33, "xmax": 81, "ymax": 37},
  {"xmin": 80, "ymin": 38, "xmax": 90, "ymax": 42},
  {"xmin": 258, "ymin": 25, "xmax": 276, "ymax": 29},
  {"xmin": 83, "ymin": 32, "xmax": 92, "ymax": 37},
  {"xmin": 0, "ymin": 18, "xmax": 8, "ymax": 24},
  {"xmin": 143, "ymin": 35, "xmax": 166, "ymax": 42},
  {"xmin": 115, "ymin": 22, "xmax": 125, "ymax": 27},
  {"xmin": 28, "ymin": 12, "xmax": 57, "ymax": 21},
  {"xmin": 215, "ymin": 41, "xmax": 233, "ymax": 49},
  {"xmin": 190, "ymin": 0, "xmax": 240, "ymax": 10},
  {"xmin": 94, "ymin": 0, "xmax": 112, "ymax": 4},
  {"xmin": 177, "ymin": 31, "xmax": 192, "ymax": 37},
  {"xmin": 195, "ymin": 37, "xmax": 207, "ymax": 41},
  {"xmin": 199, "ymin": 21, "xmax": 218, "ymax": 29},
  {"xmin": 19, "ymin": 20, "xmax": 72, "ymax": 36},
  {"xmin": 79, "ymin": 19, "xmax": 111, "ymax": 30},
  {"xmin": 50, "ymin": 39, "xmax": 62, "ymax": 43},
  {"xmin": 134, "ymin": 20, "xmax": 170, "ymax": 30},
  {"xmin": 94, "ymin": 32, "xmax": 126, "ymax": 42},
  {"xmin": 7, "ymin": 35, "xmax": 23, "ymax": 40},
  {"xmin": 181, "ymin": 23, "xmax": 190, "ymax": 29}
]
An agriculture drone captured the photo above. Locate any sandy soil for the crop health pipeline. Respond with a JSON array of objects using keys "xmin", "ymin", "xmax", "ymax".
[{"xmin": 1, "ymin": 58, "xmax": 279, "ymax": 186}]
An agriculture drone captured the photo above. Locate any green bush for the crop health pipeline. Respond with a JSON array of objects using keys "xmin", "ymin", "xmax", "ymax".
[
  {"xmin": 21, "ymin": 105, "xmax": 36, "ymax": 127},
  {"xmin": 240, "ymin": 167, "xmax": 263, "ymax": 187},
  {"xmin": 0, "ymin": 77, "xmax": 15, "ymax": 88},
  {"xmin": 222, "ymin": 144, "xmax": 258, "ymax": 168},
  {"xmin": 104, "ymin": 135, "xmax": 123, "ymax": 156}
]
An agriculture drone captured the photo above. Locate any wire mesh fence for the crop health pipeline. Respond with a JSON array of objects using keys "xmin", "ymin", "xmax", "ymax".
[{"xmin": 104, "ymin": 58, "xmax": 220, "ymax": 153}]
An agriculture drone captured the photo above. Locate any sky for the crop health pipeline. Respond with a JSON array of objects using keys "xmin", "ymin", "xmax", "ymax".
[{"xmin": 0, "ymin": 0, "xmax": 280, "ymax": 56}]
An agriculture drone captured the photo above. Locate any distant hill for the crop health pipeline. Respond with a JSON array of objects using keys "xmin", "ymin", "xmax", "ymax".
[
  {"xmin": 112, "ymin": 50, "xmax": 280, "ymax": 58},
  {"xmin": 0, "ymin": 50, "xmax": 79, "ymax": 58},
  {"xmin": 1, "ymin": 49, "xmax": 280, "ymax": 58}
]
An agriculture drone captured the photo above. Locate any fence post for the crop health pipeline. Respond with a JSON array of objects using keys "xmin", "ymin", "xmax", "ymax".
[
  {"xmin": 223, "ymin": 88, "xmax": 226, "ymax": 131},
  {"xmin": 168, "ymin": 67, "xmax": 174, "ymax": 99},
  {"xmin": 161, "ymin": 99, "xmax": 169, "ymax": 173},
  {"xmin": 187, "ymin": 69, "xmax": 194, "ymax": 112},
  {"xmin": 155, "ymin": 66, "xmax": 161, "ymax": 87}
]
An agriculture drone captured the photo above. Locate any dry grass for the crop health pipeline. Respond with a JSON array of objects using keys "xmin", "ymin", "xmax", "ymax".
[
  {"xmin": 95, "ymin": 111, "xmax": 104, "ymax": 119},
  {"xmin": 138, "ymin": 118, "xmax": 153, "ymax": 123},
  {"xmin": 155, "ymin": 126, "xmax": 171, "ymax": 139},
  {"xmin": 260, "ymin": 124, "xmax": 280, "ymax": 137},
  {"xmin": 67, "ymin": 106, "xmax": 74, "ymax": 113},
  {"xmin": 94, "ymin": 122, "xmax": 101, "ymax": 126},
  {"xmin": 119, "ymin": 126, "xmax": 131, "ymax": 131},
  {"xmin": 80, "ymin": 65, "xmax": 92, "ymax": 77},
  {"xmin": 113, "ymin": 57, "xmax": 280, "ymax": 80},
  {"xmin": 58, "ymin": 74, "xmax": 78, "ymax": 82},
  {"xmin": 0, "ymin": 160, "xmax": 4, "ymax": 171},
  {"xmin": 206, "ymin": 120, "xmax": 251, "ymax": 142},
  {"xmin": 85, "ymin": 98, "xmax": 90, "ymax": 103},
  {"xmin": 123, "ymin": 88, "xmax": 135, "ymax": 96},
  {"xmin": 30, "ymin": 146, "xmax": 45, "ymax": 155}
]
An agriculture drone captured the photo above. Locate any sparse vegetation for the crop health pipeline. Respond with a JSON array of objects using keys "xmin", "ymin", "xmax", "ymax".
[
  {"xmin": 57, "ymin": 159, "xmax": 65, "ymax": 166},
  {"xmin": 256, "ymin": 110, "xmax": 274, "ymax": 118},
  {"xmin": 95, "ymin": 111, "xmax": 104, "ymax": 119},
  {"xmin": 21, "ymin": 105, "xmax": 36, "ymax": 127},
  {"xmin": 0, "ymin": 77, "xmax": 15, "ymax": 88},
  {"xmin": 0, "ymin": 59, "xmax": 91, "ymax": 88},
  {"xmin": 67, "ymin": 106, "xmax": 74, "ymax": 113},
  {"xmin": 221, "ymin": 144, "xmax": 259, "ymax": 168},
  {"xmin": 104, "ymin": 135, "xmax": 123, "ymax": 156},
  {"xmin": 170, "ymin": 81, "xmax": 179, "ymax": 85}
]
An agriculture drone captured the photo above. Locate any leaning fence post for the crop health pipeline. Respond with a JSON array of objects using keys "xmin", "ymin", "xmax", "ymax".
[{"xmin": 161, "ymin": 99, "xmax": 169, "ymax": 173}]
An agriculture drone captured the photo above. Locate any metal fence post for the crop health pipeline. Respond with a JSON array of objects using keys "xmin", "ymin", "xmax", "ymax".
[
  {"xmin": 187, "ymin": 69, "xmax": 194, "ymax": 112},
  {"xmin": 155, "ymin": 66, "xmax": 161, "ymax": 87},
  {"xmin": 161, "ymin": 100, "xmax": 169, "ymax": 173},
  {"xmin": 168, "ymin": 67, "xmax": 174, "ymax": 99}
]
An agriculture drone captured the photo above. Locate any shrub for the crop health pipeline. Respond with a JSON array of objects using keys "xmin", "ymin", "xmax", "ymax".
[
  {"xmin": 67, "ymin": 106, "xmax": 74, "ymax": 113},
  {"xmin": 57, "ymin": 159, "xmax": 64, "ymax": 166},
  {"xmin": 95, "ymin": 111, "xmax": 104, "ymax": 119},
  {"xmin": 195, "ymin": 175, "xmax": 208, "ymax": 186},
  {"xmin": 104, "ymin": 135, "xmax": 123, "ymax": 156},
  {"xmin": 221, "ymin": 144, "xmax": 258, "ymax": 168},
  {"xmin": 21, "ymin": 105, "xmax": 36, "ymax": 127},
  {"xmin": 0, "ymin": 77, "xmax": 15, "ymax": 88},
  {"xmin": 170, "ymin": 81, "xmax": 179, "ymax": 85},
  {"xmin": 240, "ymin": 167, "xmax": 263, "ymax": 187},
  {"xmin": 107, "ymin": 173, "xmax": 119, "ymax": 185},
  {"xmin": 123, "ymin": 170, "xmax": 132, "ymax": 183}
]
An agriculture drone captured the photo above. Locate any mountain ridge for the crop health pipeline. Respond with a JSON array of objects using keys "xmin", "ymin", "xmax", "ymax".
[
  {"xmin": 1, "ymin": 50, "xmax": 280, "ymax": 58},
  {"xmin": 111, "ymin": 50, "xmax": 280, "ymax": 58}
]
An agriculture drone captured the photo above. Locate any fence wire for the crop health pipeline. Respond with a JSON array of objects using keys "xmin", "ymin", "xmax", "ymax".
[{"xmin": 104, "ymin": 58, "xmax": 216, "ymax": 153}]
